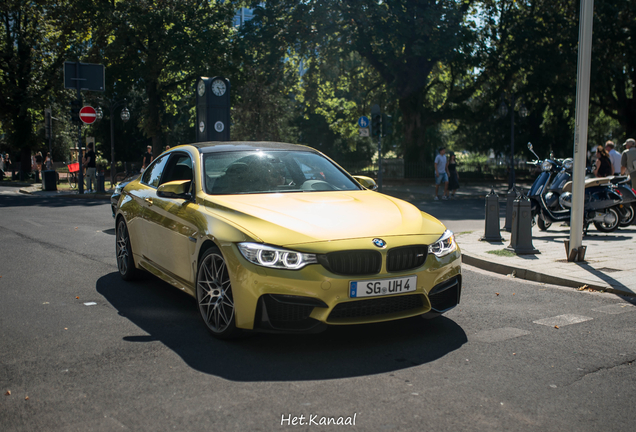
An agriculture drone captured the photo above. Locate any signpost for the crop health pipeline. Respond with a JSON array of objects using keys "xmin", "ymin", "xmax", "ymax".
[
  {"xmin": 79, "ymin": 106, "xmax": 97, "ymax": 125},
  {"xmin": 64, "ymin": 61, "xmax": 104, "ymax": 194},
  {"xmin": 371, "ymin": 105, "xmax": 382, "ymax": 192}
]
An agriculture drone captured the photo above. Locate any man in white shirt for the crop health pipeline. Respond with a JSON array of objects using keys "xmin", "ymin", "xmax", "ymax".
[
  {"xmin": 605, "ymin": 140, "xmax": 622, "ymax": 175},
  {"xmin": 434, "ymin": 148, "xmax": 449, "ymax": 200},
  {"xmin": 621, "ymin": 138, "xmax": 636, "ymax": 187}
]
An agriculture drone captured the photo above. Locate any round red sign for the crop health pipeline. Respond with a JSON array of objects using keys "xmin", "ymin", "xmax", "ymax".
[{"xmin": 79, "ymin": 106, "xmax": 97, "ymax": 125}]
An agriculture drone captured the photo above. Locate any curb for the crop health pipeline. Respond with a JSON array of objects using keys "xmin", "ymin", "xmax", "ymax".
[
  {"xmin": 461, "ymin": 253, "xmax": 636, "ymax": 298},
  {"xmin": 18, "ymin": 187, "xmax": 111, "ymax": 201}
]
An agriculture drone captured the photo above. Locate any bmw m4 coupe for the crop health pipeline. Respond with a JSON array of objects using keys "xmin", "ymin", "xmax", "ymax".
[{"xmin": 114, "ymin": 141, "xmax": 462, "ymax": 339}]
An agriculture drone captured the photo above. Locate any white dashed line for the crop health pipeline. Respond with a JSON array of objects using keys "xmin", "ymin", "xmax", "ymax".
[{"xmin": 533, "ymin": 314, "xmax": 593, "ymax": 327}]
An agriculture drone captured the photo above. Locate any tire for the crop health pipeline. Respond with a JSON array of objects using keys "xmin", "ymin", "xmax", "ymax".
[
  {"xmin": 593, "ymin": 207, "xmax": 620, "ymax": 233},
  {"xmin": 537, "ymin": 215, "xmax": 552, "ymax": 231},
  {"xmin": 116, "ymin": 218, "xmax": 140, "ymax": 280},
  {"xmin": 196, "ymin": 247, "xmax": 240, "ymax": 339},
  {"xmin": 68, "ymin": 173, "xmax": 77, "ymax": 189},
  {"xmin": 619, "ymin": 203, "xmax": 635, "ymax": 227}
]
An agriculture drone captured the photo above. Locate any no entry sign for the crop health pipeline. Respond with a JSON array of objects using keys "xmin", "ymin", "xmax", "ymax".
[{"xmin": 79, "ymin": 106, "xmax": 97, "ymax": 125}]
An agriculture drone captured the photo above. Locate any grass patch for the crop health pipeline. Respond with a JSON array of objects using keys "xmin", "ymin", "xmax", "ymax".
[{"xmin": 486, "ymin": 249, "xmax": 516, "ymax": 257}]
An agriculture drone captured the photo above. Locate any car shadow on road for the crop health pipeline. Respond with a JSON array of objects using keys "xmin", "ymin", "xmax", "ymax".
[{"xmin": 96, "ymin": 272, "xmax": 467, "ymax": 382}]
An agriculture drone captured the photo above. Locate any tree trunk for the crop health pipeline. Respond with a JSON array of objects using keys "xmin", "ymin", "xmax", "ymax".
[
  {"xmin": 399, "ymin": 92, "xmax": 428, "ymax": 163},
  {"xmin": 146, "ymin": 79, "xmax": 163, "ymax": 158}
]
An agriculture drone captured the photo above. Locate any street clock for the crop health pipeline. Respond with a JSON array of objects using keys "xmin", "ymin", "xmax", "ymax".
[{"xmin": 195, "ymin": 76, "xmax": 231, "ymax": 142}]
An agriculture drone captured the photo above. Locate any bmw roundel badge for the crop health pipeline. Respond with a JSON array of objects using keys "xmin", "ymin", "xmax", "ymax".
[{"xmin": 372, "ymin": 238, "xmax": 386, "ymax": 248}]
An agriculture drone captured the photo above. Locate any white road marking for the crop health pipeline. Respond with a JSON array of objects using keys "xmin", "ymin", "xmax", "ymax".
[
  {"xmin": 533, "ymin": 314, "xmax": 593, "ymax": 327},
  {"xmin": 592, "ymin": 304, "xmax": 636, "ymax": 315},
  {"xmin": 472, "ymin": 327, "xmax": 531, "ymax": 343}
]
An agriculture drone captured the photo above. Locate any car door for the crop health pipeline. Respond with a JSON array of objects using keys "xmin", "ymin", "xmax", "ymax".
[{"xmin": 142, "ymin": 152, "xmax": 199, "ymax": 284}]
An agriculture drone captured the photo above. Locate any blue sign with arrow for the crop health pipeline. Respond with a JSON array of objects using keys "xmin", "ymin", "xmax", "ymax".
[{"xmin": 358, "ymin": 116, "xmax": 369, "ymax": 128}]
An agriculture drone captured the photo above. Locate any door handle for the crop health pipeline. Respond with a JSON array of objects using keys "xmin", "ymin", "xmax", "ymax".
[{"xmin": 145, "ymin": 198, "xmax": 153, "ymax": 206}]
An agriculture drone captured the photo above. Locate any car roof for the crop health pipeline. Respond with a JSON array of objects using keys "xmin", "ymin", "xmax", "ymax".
[{"xmin": 190, "ymin": 141, "xmax": 319, "ymax": 154}]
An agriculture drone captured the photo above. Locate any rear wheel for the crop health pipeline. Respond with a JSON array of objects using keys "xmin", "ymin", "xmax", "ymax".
[
  {"xmin": 593, "ymin": 207, "xmax": 620, "ymax": 232},
  {"xmin": 196, "ymin": 247, "xmax": 240, "ymax": 339},
  {"xmin": 116, "ymin": 218, "xmax": 140, "ymax": 280},
  {"xmin": 619, "ymin": 204, "xmax": 635, "ymax": 227}
]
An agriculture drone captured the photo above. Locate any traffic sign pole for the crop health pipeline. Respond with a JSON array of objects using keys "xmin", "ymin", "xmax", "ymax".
[
  {"xmin": 371, "ymin": 105, "xmax": 382, "ymax": 192},
  {"xmin": 75, "ymin": 62, "xmax": 84, "ymax": 194}
]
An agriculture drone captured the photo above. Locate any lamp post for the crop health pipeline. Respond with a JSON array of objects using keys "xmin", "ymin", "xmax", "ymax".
[
  {"xmin": 97, "ymin": 100, "xmax": 130, "ymax": 187},
  {"xmin": 499, "ymin": 94, "xmax": 528, "ymax": 190}
]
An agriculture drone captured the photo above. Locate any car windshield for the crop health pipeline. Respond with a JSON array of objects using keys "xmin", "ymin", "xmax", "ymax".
[{"xmin": 203, "ymin": 150, "xmax": 361, "ymax": 195}]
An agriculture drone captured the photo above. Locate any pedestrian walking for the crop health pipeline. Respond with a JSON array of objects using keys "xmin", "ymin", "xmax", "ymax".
[
  {"xmin": 45, "ymin": 152, "xmax": 53, "ymax": 171},
  {"xmin": 0, "ymin": 153, "xmax": 5, "ymax": 180},
  {"xmin": 434, "ymin": 147, "xmax": 449, "ymax": 200},
  {"xmin": 594, "ymin": 145, "xmax": 613, "ymax": 178},
  {"xmin": 141, "ymin": 145, "xmax": 153, "ymax": 173},
  {"xmin": 621, "ymin": 138, "xmax": 636, "ymax": 187},
  {"xmin": 83, "ymin": 143, "xmax": 97, "ymax": 192},
  {"xmin": 35, "ymin": 151, "xmax": 43, "ymax": 173},
  {"xmin": 605, "ymin": 141, "xmax": 622, "ymax": 175},
  {"xmin": 447, "ymin": 153, "xmax": 460, "ymax": 199}
]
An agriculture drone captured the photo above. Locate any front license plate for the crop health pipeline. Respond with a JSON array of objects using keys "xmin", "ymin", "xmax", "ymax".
[{"xmin": 349, "ymin": 276, "xmax": 417, "ymax": 298}]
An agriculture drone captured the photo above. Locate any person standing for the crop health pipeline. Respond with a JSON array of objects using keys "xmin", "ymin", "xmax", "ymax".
[
  {"xmin": 594, "ymin": 145, "xmax": 613, "ymax": 178},
  {"xmin": 605, "ymin": 141, "xmax": 621, "ymax": 175},
  {"xmin": 141, "ymin": 145, "xmax": 153, "ymax": 173},
  {"xmin": 447, "ymin": 153, "xmax": 460, "ymax": 199},
  {"xmin": 434, "ymin": 147, "xmax": 449, "ymax": 200},
  {"xmin": 83, "ymin": 143, "xmax": 97, "ymax": 193},
  {"xmin": 45, "ymin": 152, "xmax": 53, "ymax": 171},
  {"xmin": 621, "ymin": 138, "xmax": 636, "ymax": 187}
]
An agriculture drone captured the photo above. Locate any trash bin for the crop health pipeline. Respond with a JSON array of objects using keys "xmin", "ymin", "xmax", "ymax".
[
  {"xmin": 42, "ymin": 170, "xmax": 57, "ymax": 191},
  {"xmin": 96, "ymin": 172, "xmax": 105, "ymax": 193}
]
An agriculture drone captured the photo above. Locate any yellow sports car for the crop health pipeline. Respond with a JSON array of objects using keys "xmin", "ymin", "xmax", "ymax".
[{"xmin": 114, "ymin": 142, "xmax": 461, "ymax": 339}]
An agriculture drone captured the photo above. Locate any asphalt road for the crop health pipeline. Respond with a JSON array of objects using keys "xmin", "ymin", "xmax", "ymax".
[{"xmin": 1, "ymin": 186, "xmax": 635, "ymax": 432}]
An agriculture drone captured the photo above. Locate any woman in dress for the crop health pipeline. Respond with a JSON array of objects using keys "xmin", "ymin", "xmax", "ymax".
[
  {"xmin": 447, "ymin": 153, "xmax": 460, "ymax": 199},
  {"xmin": 594, "ymin": 145, "xmax": 613, "ymax": 178}
]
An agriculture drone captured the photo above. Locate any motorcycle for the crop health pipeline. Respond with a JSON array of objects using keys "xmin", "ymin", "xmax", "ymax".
[
  {"xmin": 609, "ymin": 176, "xmax": 636, "ymax": 227},
  {"xmin": 526, "ymin": 142, "xmax": 623, "ymax": 233}
]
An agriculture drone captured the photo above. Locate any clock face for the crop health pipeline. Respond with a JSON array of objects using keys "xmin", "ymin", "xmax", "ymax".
[
  {"xmin": 211, "ymin": 79, "xmax": 226, "ymax": 96},
  {"xmin": 214, "ymin": 121, "xmax": 224, "ymax": 132},
  {"xmin": 197, "ymin": 80, "xmax": 206, "ymax": 97}
]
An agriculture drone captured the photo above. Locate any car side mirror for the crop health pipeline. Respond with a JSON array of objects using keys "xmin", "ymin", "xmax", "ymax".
[
  {"xmin": 157, "ymin": 180, "xmax": 191, "ymax": 200},
  {"xmin": 353, "ymin": 175, "xmax": 378, "ymax": 191}
]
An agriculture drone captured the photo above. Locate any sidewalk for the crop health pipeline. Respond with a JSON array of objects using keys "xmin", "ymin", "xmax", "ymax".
[
  {"xmin": 16, "ymin": 179, "xmax": 636, "ymax": 297},
  {"xmin": 18, "ymin": 183, "xmax": 112, "ymax": 200},
  {"xmin": 382, "ymin": 179, "xmax": 635, "ymax": 298}
]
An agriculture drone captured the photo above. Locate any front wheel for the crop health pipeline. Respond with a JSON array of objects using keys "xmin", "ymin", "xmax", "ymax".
[
  {"xmin": 537, "ymin": 215, "xmax": 552, "ymax": 231},
  {"xmin": 196, "ymin": 247, "xmax": 240, "ymax": 339},
  {"xmin": 619, "ymin": 203, "xmax": 635, "ymax": 227},
  {"xmin": 593, "ymin": 207, "xmax": 620, "ymax": 233}
]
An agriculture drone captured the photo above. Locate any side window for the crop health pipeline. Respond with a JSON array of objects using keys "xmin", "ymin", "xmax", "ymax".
[
  {"xmin": 160, "ymin": 153, "xmax": 194, "ymax": 186},
  {"xmin": 141, "ymin": 155, "xmax": 169, "ymax": 188}
]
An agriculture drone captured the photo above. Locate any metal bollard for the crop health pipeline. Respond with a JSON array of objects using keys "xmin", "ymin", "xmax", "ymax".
[
  {"xmin": 503, "ymin": 187, "xmax": 517, "ymax": 232},
  {"xmin": 505, "ymin": 195, "xmax": 540, "ymax": 254},
  {"xmin": 480, "ymin": 188, "xmax": 503, "ymax": 242}
]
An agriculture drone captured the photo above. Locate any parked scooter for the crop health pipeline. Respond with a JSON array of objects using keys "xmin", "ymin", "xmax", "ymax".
[
  {"xmin": 526, "ymin": 143, "xmax": 623, "ymax": 233},
  {"xmin": 610, "ymin": 176, "xmax": 636, "ymax": 226}
]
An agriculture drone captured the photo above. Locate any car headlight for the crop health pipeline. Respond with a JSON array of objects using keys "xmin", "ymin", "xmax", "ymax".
[
  {"xmin": 237, "ymin": 243, "xmax": 318, "ymax": 270},
  {"xmin": 428, "ymin": 230, "xmax": 457, "ymax": 258},
  {"xmin": 541, "ymin": 160, "xmax": 552, "ymax": 172},
  {"xmin": 114, "ymin": 184, "xmax": 123, "ymax": 194}
]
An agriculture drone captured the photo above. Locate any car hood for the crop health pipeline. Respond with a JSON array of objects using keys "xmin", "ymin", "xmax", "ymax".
[{"xmin": 203, "ymin": 190, "xmax": 445, "ymax": 246}]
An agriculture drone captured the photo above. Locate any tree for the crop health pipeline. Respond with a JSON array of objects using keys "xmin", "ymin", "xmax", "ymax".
[
  {"xmin": 0, "ymin": 1, "xmax": 88, "ymax": 174},
  {"xmin": 88, "ymin": 0, "xmax": 237, "ymax": 157},
  {"xmin": 247, "ymin": 0, "xmax": 486, "ymax": 163}
]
